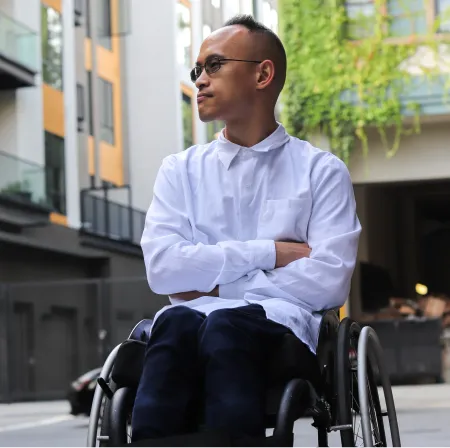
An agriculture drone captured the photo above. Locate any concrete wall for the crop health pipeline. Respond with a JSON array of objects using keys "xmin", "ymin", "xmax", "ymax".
[
  {"xmin": 62, "ymin": 0, "xmax": 81, "ymax": 227},
  {"xmin": 349, "ymin": 120, "xmax": 450, "ymax": 184},
  {"xmin": 124, "ymin": 0, "xmax": 183, "ymax": 211}
]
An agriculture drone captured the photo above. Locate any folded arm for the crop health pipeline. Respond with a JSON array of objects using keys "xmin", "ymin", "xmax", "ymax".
[
  {"xmin": 141, "ymin": 155, "xmax": 276, "ymax": 296},
  {"xmin": 220, "ymin": 155, "xmax": 362, "ymax": 313}
]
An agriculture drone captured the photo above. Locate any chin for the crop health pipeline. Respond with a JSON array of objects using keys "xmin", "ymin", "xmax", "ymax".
[{"xmin": 198, "ymin": 108, "xmax": 221, "ymax": 123}]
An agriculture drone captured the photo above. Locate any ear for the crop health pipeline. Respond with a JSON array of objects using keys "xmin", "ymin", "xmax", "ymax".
[{"xmin": 255, "ymin": 60, "xmax": 275, "ymax": 90}]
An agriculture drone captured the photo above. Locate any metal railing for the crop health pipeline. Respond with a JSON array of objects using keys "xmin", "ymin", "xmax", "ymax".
[
  {"xmin": 0, "ymin": 277, "xmax": 167, "ymax": 403},
  {"xmin": 0, "ymin": 10, "xmax": 39, "ymax": 72},
  {"xmin": 0, "ymin": 151, "xmax": 50, "ymax": 208},
  {"xmin": 80, "ymin": 187, "xmax": 146, "ymax": 246}
]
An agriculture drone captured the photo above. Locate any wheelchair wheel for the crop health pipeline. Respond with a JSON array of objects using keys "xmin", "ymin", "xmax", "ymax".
[
  {"xmin": 358, "ymin": 326, "xmax": 401, "ymax": 447},
  {"xmin": 99, "ymin": 380, "xmax": 133, "ymax": 446},
  {"xmin": 98, "ymin": 379, "xmax": 116, "ymax": 447},
  {"xmin": 336, "ymin": 318, "xmax": 387, "ymax": 447}
]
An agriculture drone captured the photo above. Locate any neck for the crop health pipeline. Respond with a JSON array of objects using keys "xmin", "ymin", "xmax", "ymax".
[{"xmin": 224, "ymin": 113, "xmax": 278, "ymax": 148}]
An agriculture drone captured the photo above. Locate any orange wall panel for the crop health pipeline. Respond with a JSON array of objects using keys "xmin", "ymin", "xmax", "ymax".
[
  {"xmin": 42, "ymin": 0, "xmax": 61, "ymax": 12},
  {"xmin": 88, "ymin": 136, "xmax": 95, "ymax": 175},
  {"xmin": 50, "ymin": 212, "xmax": 68, "ymax": 226},
  {"xmin": 85, "ymin": 38, "xmax": 92, "ymax": 71},
  {"xmin": 43, "ymin": 84, "xmax": 64, "ymax": 137},
  {"xmin": 100, "ymin": 141, "xmax": 124, "ymax": 185}
]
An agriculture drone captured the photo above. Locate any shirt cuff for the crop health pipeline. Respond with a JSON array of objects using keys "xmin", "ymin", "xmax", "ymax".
[
  {"xmin": 248, "ymin": 239, "xmax": 276, "ymax": 271},
  {"xmin": 219, "ymin": 240, "xmax": 276, "ymax": 300}
]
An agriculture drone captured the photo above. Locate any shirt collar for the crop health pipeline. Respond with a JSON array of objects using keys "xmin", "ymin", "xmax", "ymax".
[{"xmin": 216, "ymin": 123, "xmax": 290, "ymax": 170}]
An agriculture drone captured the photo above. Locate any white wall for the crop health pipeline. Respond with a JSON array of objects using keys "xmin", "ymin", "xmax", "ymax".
[
  {"xmin": 62, "ymin": 0, "xmax": 80, "ymax": 227},
  {"xmin": 125, "ymin": 0, "xmax": 183, "ymax": 211},
  {"xmin": 349, "ymin": 121, "xmax": 450, "ymax": 184}
]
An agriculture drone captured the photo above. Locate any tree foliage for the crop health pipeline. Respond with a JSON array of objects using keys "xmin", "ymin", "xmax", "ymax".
[{"xmin": 279, "ymin": 0, "xmax": 450, "ymax": 164}]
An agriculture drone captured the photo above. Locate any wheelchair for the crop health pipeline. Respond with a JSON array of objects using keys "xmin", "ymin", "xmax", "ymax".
[{"xmin": 87, "ymin": 309, "xmax": 401, "ymax": 447}]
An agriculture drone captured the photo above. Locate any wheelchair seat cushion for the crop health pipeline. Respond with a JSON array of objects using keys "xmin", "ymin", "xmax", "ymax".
[
  {"xmin": 111, "ymin": 339, "xmax": 147, "ymax": 387},
  {"xmin": 267, "ymin": 333, "xmax": 320, "ymax": 387}
]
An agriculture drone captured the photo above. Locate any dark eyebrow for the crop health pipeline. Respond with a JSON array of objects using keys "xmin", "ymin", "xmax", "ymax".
[{"xmin": 196, "ymin": 53, "xmax": 225, "ymax": 66}]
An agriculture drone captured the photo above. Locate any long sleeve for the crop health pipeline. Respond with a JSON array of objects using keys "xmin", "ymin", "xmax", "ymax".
[
  {"xmin": 219, "ymin": 155, "xmax": 362, "ymax": 313},
  {"xmin": 141, "ymin": 155, "xmax": 276, "ymax": 295}
]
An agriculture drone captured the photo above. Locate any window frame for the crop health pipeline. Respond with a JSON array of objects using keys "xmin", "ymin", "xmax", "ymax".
[
  {"xmin": 99, "ymin": 77, "xmax": 115, "ymax": 145},
  {"xmin": 177, "ymin": 0, "xmax": 194, "ymax": 70},
  {"xmin": 181, "ymin": 83, "xmax": 196, "ymax": 148},
  {"xmin": 344, "ymin": 0, "xmax": 450, "ymax": 45},
  {"xmin": 41, "ymin": 4, "xmax": 64, "ymax": 90},
  {"xmin": 98, "ymin": 0, "xmax": 113, "ymax": 50},
  {"xmin": 76, "ymin": 83, "xmax": 85, "ymax": 132},
  {"xmin": 44, "ymin": 131, "xmax": 66, "ymax": 215}
]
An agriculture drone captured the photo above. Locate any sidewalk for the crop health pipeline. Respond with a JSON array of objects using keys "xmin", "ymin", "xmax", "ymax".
[
  {"xmin": 0, "ymin": 400, "xmax": 71, "ymax": 431},
  {"xmin": 386, "ymin": 383, "xmax": 450, "ymax": 411}
]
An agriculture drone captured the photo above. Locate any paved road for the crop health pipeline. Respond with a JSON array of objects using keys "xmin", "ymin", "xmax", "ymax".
[{"xmin": 0, "ymin": 385, "xmax": 449, "ymax": 446}]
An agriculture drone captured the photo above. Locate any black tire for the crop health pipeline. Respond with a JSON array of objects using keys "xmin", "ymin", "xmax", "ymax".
[
  {"xmin": 99, "ymin": 380, "xmax": 117, "ymax": 447},
  {"xmin": 109, "ymin": 387, "xmax": 135, "ymax": 446},
  {"xmin": 336, "ymin": 318, "xmax": 387, "ymax": 447}
]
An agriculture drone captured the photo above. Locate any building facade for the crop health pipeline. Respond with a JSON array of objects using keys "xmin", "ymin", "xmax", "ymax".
[{"xmin": 0, "ymin": 0, "xmax": 279, "ymax": 401}]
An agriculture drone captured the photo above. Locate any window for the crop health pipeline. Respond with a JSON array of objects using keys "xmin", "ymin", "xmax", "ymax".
[
  {"xmin": 41, "ymin": 5, "xmax": 63, "ymax": 90},
  {"xmin": 76, "ymin": 84, "xmax": 85, "ymax": 132},
  {"xmin": 345, "ymin": 0, "xmax": 376, "ymax": 39},
  {"xmin": 203, "ymin": 0, "xmax": 223, "ymax": 36},
  {"xmin": 74, "ymin": 0, "xmax": 83, "ymax": 26},
  {"xmin": 87, "ymin": 71, "xmax": 94, "ymax": 136},
  {"xmin": 177, "ymin": 1, "xmax": 192, "ymax": 69},
  {"xmin": 86, "ymin": 0, "xmax": 91, "ymax": 37},
  {"xmin": 99, "ymin": 78, "xmax": 114, "ymax": 145},
  {"xmin": 181, "ymin": 92, "xmax": 194, "ymax": 149},
  {"xmin": 98, "ymin": 0, "xmax": 112, "ymax": 49},
  {"xmin": 388, "ymin": 0, "xmax": 427, "ymax": 37},
  {"xmin": 437, "ymin": 0, "xmax": 450, "ymax": 32},
  {"xmin": 45, "ymin": 132, "xmax": 66, "ymax": 215}
]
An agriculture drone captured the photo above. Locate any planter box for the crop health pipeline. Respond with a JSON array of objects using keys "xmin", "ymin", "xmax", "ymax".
[{"xmin": 364, "ymin": 317, "xmax": 443, "ymax": 384}]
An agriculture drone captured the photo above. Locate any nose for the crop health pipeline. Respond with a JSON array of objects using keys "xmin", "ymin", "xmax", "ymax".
[{"xmin": 195, "ymin": 68, "xmax": 210, "ymax": 90}]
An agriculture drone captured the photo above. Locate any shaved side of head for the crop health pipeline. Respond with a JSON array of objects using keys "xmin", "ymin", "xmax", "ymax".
[{"xmin": 222, "ymin": 15, "xmax": 287, "ymax": 96}]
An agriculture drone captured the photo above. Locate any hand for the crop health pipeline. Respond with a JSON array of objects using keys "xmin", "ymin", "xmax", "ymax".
[
  {"xmin": 171, "ymin": 286, "xmax": 219, "ymax": 301},
  {"xmin": 274, "ymin": 241, "xmax": 311, "ymax": 268}
]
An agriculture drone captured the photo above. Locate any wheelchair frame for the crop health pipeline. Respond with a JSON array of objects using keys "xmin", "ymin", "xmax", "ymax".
[{"xmin": 87, "ymin": 313, "xmax": 401, "ymax": 447}]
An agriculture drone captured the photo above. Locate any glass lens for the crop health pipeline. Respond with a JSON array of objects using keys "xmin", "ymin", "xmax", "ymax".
[
  {"xmin": 190, "ymin": 66, "xmax": 201, "ymax": 82},
  {"xmin": 206, "ymin": 58, "xmax": 221, "ymax": 74}
]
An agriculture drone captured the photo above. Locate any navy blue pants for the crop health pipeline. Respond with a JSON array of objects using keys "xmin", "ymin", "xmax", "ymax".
[{"xmin": 131, "ymin": 304, "xmax": 313, "ymax": 442}]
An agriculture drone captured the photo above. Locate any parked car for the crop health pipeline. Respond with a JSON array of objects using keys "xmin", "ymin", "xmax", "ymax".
[{"xmin": 67, "ymin": 367, "xmax": 102, "ymax": 416}]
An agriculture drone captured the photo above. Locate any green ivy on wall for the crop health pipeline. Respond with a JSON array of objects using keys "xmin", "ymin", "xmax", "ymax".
[{"xmin": 279, "ymin": 0, "xmax": 450, "ymax": 164}]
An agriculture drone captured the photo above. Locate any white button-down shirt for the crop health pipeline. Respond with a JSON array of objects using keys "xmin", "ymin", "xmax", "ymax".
[{"xmin": 141, "ymin": 124, "xmax": 361, "ymax": 353}]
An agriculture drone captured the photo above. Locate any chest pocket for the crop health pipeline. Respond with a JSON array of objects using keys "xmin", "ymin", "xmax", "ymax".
[{"xmin": 257, "ymin": 198, "xmax": 311, "ymax": 243}]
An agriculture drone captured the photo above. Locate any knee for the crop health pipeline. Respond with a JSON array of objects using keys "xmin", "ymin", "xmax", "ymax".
[
  {"xmin": 202, "ymin": 308, "xmax": 236, "ymax": 333},
  {"xmin": 198, "ymin": 309, "xmax": 241, "ymax": 354},
  {"xmin": 151, "ymin": 306, "xmax": 204, "ymax": 341}
]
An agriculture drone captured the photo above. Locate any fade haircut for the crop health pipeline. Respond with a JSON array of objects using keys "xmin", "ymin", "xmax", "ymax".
[{"xmin": 222, "ymin": 14, "xmax": 287, "ymax": 93}]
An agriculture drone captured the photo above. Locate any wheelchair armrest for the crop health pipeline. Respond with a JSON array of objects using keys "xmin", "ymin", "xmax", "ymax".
[{"xmin": 128, "ymin": 319, "xmax": 154, "ymax": 343}]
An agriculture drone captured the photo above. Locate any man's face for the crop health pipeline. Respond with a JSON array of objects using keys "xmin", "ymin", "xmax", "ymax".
[{"xmin": 194, "ymin": 26, "xmax": 260, "ymax": 123}]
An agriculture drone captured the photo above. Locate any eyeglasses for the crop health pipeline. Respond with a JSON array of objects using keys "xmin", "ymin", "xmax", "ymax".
[{"xmin": 190, "ymin": 56, "xmax": 263, "ymax": 83}]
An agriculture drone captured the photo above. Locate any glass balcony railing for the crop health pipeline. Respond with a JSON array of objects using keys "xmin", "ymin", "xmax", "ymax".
[
  {"xmin": 81, "ymin": 192, "xmax": 146, "ymax": 246},
  {"xmin": 0, "ymin": 151, "xmax": 50, "ymax": 208},
  {"xmin": 0, "ymin": 10, "xmax": 39, "ymax": 72}
]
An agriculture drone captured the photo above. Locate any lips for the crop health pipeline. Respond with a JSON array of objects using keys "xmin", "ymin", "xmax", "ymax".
[{"xmin": 197, "ymin": 93, "xmax": 213, "ymax": 104}]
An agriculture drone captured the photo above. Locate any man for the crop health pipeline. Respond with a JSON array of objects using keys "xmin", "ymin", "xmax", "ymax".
[{"xmin": 132, "ymin": 14, "xmax": 361, "ymax": 444}]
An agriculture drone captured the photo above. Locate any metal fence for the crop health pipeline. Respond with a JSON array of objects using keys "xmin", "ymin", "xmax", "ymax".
[{"xmin": 0, "ymin": 277, "xmax": 169, "ymax": 403}]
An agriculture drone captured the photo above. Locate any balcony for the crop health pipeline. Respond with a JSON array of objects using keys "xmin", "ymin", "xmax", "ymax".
[
  {"xmin": 0, "ymin": 151, "xmax": 51, "ymax": 230},
  {"xmin": 341, "ymin": 74, "xmax": 450, "ymax": 118},
  {"xmin": 0, "ymin": 10, "xmax": 39, "ymax": 89},
  {"xmin": 80, "ymin": 188, "xmax": 146, "ymax": 248}
]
